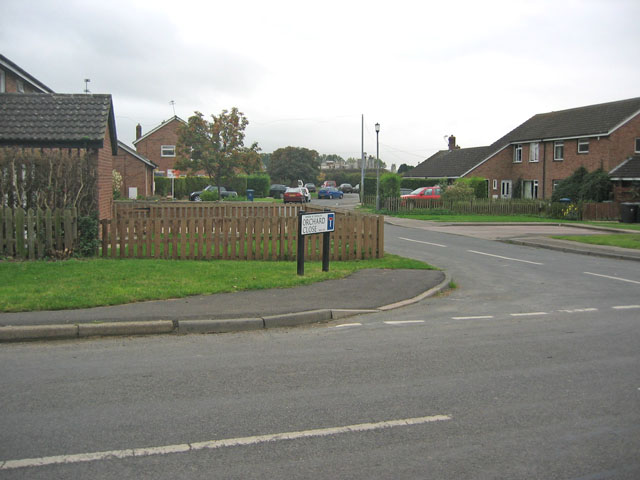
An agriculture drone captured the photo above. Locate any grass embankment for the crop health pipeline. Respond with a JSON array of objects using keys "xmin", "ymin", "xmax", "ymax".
[
  {"xmin": 552, "ymin": 234, "xmax": 640, "ymax": 250},
  {"xmin": 0, "ymin": 255, "xmax": 435, "ymax": 313}
]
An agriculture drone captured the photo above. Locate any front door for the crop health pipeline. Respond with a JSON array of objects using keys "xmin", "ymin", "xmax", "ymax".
[{"xmin": 501, "ymin": 180, "xmax": 512, "ymax": 199}]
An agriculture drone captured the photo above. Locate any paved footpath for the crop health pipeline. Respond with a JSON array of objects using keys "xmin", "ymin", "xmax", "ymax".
[{"xmin": 0, "ymin": 269, "xmax": 448, "ymax": 342}]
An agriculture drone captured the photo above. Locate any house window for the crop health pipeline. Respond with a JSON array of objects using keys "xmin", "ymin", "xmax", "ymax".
[
  {"xmin": 554, "ymin": 141, "xmax": 564, "ymax": 161},
  {"xmin": 492, "ymin": 179, "xmax": 498, "ymax": 190},
  {"xmin": 529, "ymin": 143, "xmax": 539, "ymax": 162},
  {"xmin": 577, "ymin": 139, "xmax": 589, "ymax": 154},
  {"xmin": 635, "ymin": 138, "xmax": 640, "ymax": 153},
  {"xmin": 513, "ymin": 144, "xmax": 522, "ymax": 163},
  {"xmin": 16, "ymin": 80, "xmax": 24, "ymax": 93},
  {"xmin": 0, "ymin": 69, "xmax": 5, "ymax": 92},
  {"xmin": 161, "ymin": 145, "xmax": 176, "ymax": 157},
  {"xmin": 552, "ymin": 180, "xmax": 561, "ymax": 191}
]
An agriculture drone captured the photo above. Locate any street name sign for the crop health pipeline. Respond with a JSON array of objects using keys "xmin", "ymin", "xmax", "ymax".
[{"xmin": 300, "ymin": 212, "xmax": 335, "ymax": 236}]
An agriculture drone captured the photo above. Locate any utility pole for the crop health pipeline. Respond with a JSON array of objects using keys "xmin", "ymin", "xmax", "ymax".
[{"xmin": 360, "ymin": 114, "xmax": 365, "ymax": 203}]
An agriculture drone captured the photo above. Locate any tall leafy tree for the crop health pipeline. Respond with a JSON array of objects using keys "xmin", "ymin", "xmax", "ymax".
[
  {"xmin": 268, "ymin": 147, "xmax": 320, "ymax": 185},
  {"xmin": 175, "ymin": 108, "xmax": 259, "ymax": 192}
]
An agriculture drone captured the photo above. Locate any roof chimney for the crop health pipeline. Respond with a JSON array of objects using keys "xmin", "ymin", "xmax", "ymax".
[
  {"xmin": 448, "ymin": 135, "xmax": 457, "ymax": 151},
  {"xmin": 136, "ymin": 123, "xmax": 142, "ymax": 140}
]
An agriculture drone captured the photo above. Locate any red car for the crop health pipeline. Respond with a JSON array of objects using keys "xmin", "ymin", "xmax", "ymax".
[
  {"xmin": 401, "ymin": 186, "xmax": 442, "ymax": 203},
  {"xmin": 283, "ymin": 187, "xmax": 310, "ymax": 203}
]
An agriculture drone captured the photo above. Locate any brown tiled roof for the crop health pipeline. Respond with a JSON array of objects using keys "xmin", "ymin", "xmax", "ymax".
[
  {"xmin": 610, "ymin": 156, "xmax": 640, "ymax": 180},
  {"xmin": 490, "ymin": 97, "xmax": 640, "ymax": 146},
  {"xmin": 0, "ymin": 93, "xmax": 117, "ymax": 153},
  {"xmin": 404, "ymin": 146, "xmax": 492, "ymax": 178}
]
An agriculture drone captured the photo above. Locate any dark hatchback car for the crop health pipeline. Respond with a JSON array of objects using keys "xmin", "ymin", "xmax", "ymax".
[
  {"xmin": 304, "ymin": 183, "xmax": 316, "ymax": 193},
  {"xmin": 269, "ymin": 184, "xmax": 288, "ymax": 198},
  {"xmin": 339, "ymin": 183, "xmax": 353, "ymax": 193},
  {"xmin": 189, "ymin": 185, "xmax": 237, "ymax": 201}
]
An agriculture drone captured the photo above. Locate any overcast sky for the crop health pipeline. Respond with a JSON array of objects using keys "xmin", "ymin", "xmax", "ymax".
[{"xmin": 2, "ymin": 0, "xmax": 639, "ymax": 167}]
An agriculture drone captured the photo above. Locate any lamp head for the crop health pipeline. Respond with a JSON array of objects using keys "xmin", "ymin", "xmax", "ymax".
[{"xmin": 375, "ymin": 123, "xmax": 380, "ymax": 133}]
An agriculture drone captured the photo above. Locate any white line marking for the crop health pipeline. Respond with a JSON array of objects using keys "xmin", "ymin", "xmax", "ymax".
[
  {"xmin": 0, "ymin": 415, "xmax": 451, "ymax": 471},
  {"xmin": 333, "ymin": 323, "xmax": 362, "ymax": 328},
  {"xmin": 584, "ymin": 272, "xmax": 640, "ymax": 285},
  {"xmin": 612, "ymin": 305, "xmax": 640, "ymax": 310},
  {"xmin": 467, "ymin": 250, "xmax": 543, "ymax": 265},
  {"xmin": 452, "ymin": 315, "xmax": 494, "ymax": 320},
  {"xmin": 399, "ymin": 237, "xmax": 447, "ymax": 248},
  {"xmin": 383, "ymin": 320, "xmax": 425, "ymax": 325},
  {"xmin": 510, "ymin": 312, "xmax": 548, "ymax": 317},
  {"xmin": 558, "ymin": 308, "xmax": 598, "ymax": 313}
]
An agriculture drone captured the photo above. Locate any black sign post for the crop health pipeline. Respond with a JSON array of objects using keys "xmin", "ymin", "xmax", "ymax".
[{"xmin": 297, "ymin": 210, "xmax": 335, "ymax": 276}]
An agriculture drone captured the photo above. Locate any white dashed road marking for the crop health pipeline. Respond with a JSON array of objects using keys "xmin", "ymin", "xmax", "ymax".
[
  {"xmin": 333, "ymin": 323, "xmax": 362, "ymax": 328},
  {"xmin": 467, "ymin": 250, "xmax": 544, "ymax": 265},
  {"xmin": 452, "ymin": 315, "xmax": 494, "ymax": 320},
  {"xmin": 399, "ymin": 237, "xmax": 447, "ymax": 248},
  {"xmin": 612, "ymin": 305, "xmax": 640, "ymax": 310},
  {"xmin": 558, "ymin": 308, "xmax": 598, "ymax": 313},
  {"xmin": 510, "ymin": 312, "xmax": 548, "ymax": 317},
  {"xmin": 383, "ymin": 320, "xmax": 425, "ymax": 325},
  {"xmin": 0, "ymin": 415, "xmax": 451, "ymax": 471},
  {"xmin": 584, "ymin": 272, "xmax": 640, "ymax": 285}
]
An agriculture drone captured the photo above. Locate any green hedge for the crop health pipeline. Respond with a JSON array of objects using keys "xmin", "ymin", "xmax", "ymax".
[{"xmin": 400, "ymin": 178, "xmax": 446, "ymax": 190}]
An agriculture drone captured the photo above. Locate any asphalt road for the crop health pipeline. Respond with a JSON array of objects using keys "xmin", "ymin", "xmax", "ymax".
[{"xmin": 1, "ymin": 219, "xmax": 639, "ymax": 479}]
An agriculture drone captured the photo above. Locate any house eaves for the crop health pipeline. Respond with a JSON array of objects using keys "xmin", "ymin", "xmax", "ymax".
[
  {"xmin": 132, "ymin": 115, "xmax": 187, "ymax": 145},
  {"xmin": 609, "ymin": 156, "xmax": 640, "ymax": 181},
  {"xmin": 0, "ymin": 54, "xmax": 54, "ymax": 93},
  {"xmin": 118, "ymin": 140, "xmax": 157, "ymax": 168}
]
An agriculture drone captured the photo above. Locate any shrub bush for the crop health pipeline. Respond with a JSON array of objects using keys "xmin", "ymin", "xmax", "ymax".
[
  {"xmin": 380, "ymin": 173, "xmax": 401, "ymax": 199},
  {"xmin": 76, "ymin": 213, "xmax": 100, "ymax": 257}
]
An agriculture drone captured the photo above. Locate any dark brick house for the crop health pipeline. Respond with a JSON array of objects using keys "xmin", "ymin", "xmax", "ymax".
[
  {"xmin": 407, "ymin": 98, "xmax": 640, "ymax": 201},
  {"xmin": 133, "ymin": 116, "xmax": 187, "ymax": 176},
  {"xmin": 0, "ymin": 93, "xmax": 118, "ymax": 219},
  {"xmin": 113, "ymin": 141, "xmax": 156, "ymax": 198}
]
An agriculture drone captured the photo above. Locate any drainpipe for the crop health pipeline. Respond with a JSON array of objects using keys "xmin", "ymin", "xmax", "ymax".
[{"xmin": 542, "ymin": 139, "xmax": 546, "ymax": 199}]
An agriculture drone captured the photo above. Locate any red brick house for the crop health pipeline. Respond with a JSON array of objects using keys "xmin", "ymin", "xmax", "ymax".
[
  {"xmin": 113, "ymin": 141, "xmax": 156, "ymax": 198},
  {"xmin": 0, "ymin": 93, "xmax": 118, "ymax": 220},
  {"xmin": 407, "ymin": 98, "xmax": 640, "ymax": 200},
  {"xmin": 0, "ymin": 54, "xmax": 54, "ymax": 94},
  {"xmin": 133, "ymin": 116, "xmax": 187, "ymax": 176}
]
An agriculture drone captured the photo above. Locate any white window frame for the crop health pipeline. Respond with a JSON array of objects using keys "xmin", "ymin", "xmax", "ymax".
[
  {"xmin": 492, "ymin": 179, "xmax": 498, "ymax": 190},
  {"xmin": 529, "ymin": 142, "xmax": 539, "ymax": 163},
  {"xmin": 513, "ymin": 144, "xmax": 522, "ymax": 163},
  {"xmin": 577, "ymin": 139, "xmax": 589, "ymax": 154},
  {"xmin": 635, "ymin": 138, "xmax": 640, "ymax": 153},
  {"xmin": 161, "ymin": 145, "xmax": 176, "ymax": 157},
  {"xmin": 16, "ymin": 79, "xmax": 24, "ymax": 93},
  {"xmin": 0, "ymin": 69, "xmax": 5, "ymax": 92},
  {"xmin": 554, "ymin": 141, "xmax": 564, "ymax": 161}
]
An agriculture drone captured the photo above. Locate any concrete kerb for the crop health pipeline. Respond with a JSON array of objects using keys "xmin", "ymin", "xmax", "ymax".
[{"xmin": 0, "ymin": 273, "xmax": 452, "ymax": 343}]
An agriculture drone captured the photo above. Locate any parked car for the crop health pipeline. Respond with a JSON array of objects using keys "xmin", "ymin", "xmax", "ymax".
[
  {"xmin": 338, "ymin": 183, "xmax": 353, "ymax": 193},
  {"xmin": 317, "ymin": 186, "xmax": 344, "ymax": 199},
  {"xmin": 283, "ymin": 187, "xmax": 310, "ymax": 203},
  {"xmin": 321, "ymin": 180, "xmax": 337, "ymax": 188},
  {"xmin": 353, "ymin": 184, "xmax": 360, "ymax": 193},
  {"xmin": 269, "ymin": 184, "xmax": 288, "ymax": 198},
  {"xmin": 401, "ymin": 186, "xmax": 442, "ymax": 204},
  {"xmin": 400, "ymin": 188, "xmax": 413, "ymax": 196},
  {"xmin": 304, "ymin": 183, "xmax": 316, "ymax": 193},
  {"xmin": 189, "ymin": 185, "xmax": 238, "ymax": 201}
]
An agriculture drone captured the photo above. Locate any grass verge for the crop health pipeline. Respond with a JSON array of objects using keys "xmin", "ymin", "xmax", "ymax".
[
  {"xmin": 551, "ymin": 234, "xmax": 640, "ymax": 250},
  {"xmin": 0, "ymin": 254, "xmax": 435, "ymax": 313}
]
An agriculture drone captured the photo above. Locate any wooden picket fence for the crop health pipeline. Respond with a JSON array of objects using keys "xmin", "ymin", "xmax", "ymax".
[
  {"xmin": 100, "ymin": 201, "xmax": 384, "ymax": 261},
  {"xmin": 0, "ymin": 207, "xmax": 77, "ymax": 259}
]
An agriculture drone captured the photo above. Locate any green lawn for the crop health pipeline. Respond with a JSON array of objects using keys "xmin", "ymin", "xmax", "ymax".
[
  {"xmin": 551, "ymin": 234, "xmax": 640, "ymax": 250},
  {"xmin": 0, "ymin": 255, "xmax": 435, "ymax": 313}
]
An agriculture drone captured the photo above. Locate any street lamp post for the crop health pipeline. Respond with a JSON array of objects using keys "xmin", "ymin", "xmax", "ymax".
[{"xmin": 375, "ymin": 122, "xmax": 380, "ymax": 210}]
